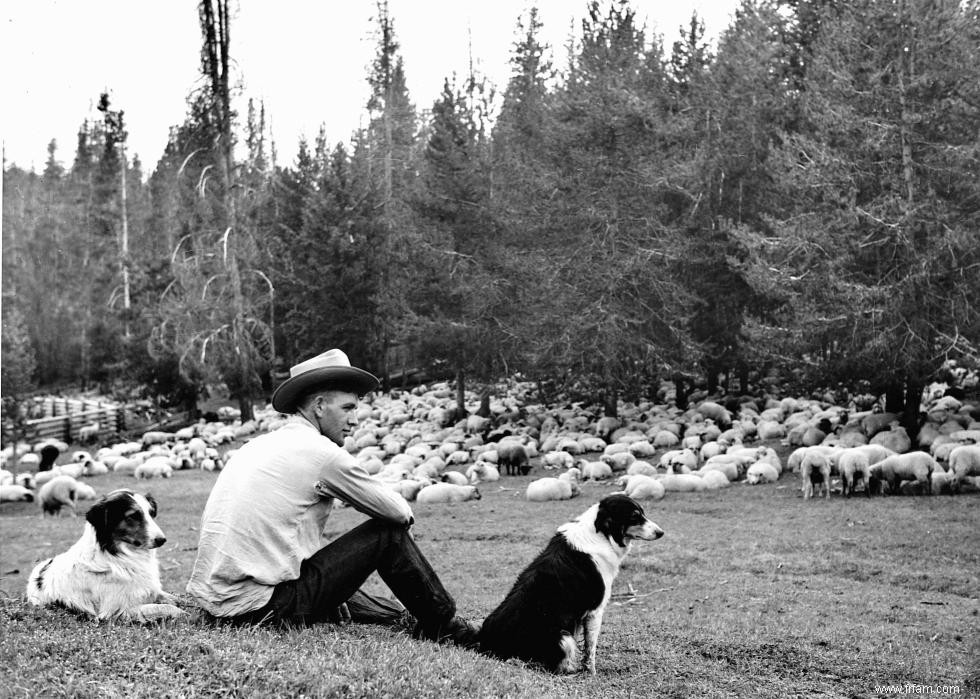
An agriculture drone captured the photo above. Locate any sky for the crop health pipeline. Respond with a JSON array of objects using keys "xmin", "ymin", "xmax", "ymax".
[{"xmin": 2, "ymin": 0, "xmax": 741, "ymax": 173}]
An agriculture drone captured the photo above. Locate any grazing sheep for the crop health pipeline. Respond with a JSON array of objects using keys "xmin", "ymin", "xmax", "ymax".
[
  {"xmin": 801, "ymin": 451, "xmax": 832, "ymax": 500},
  {"xmin": 498, "ymin": 442, "xmax": 530, "ymax": 476},
  {"xmin": 949, "ymin": 445, "xmax": 980, "ymax": 491},
  {"xmin": 525, "ymin": 477, "xmax": 579, "ymax": 502},
  {"xmin": 38, "ymin": 475, "xmax": 81, "ymax": 516},
  {"xmin": 416, "ymin": 482, "xmax": 481, "ymax": 504},
  {"xmin": 745, "ymin": 462, "xmax": 779, "ymax": 485},
  {"xmin": 618, "ymin": 474, "xmax": 666, "ymax": 501},
  {"xmin": 75, "ymin": 482, "xmax": 98, "ymax": 500},
  {"xmin": 838, "ymin": 450, "xmax": 871, "ymax": 497},
  {"xmin": 0, "ymin": 484, "xmax": 34, "ymax": 502},
  {"xmin": 869, "ymin": 452, "xmax": 935, "ymax": 495}
]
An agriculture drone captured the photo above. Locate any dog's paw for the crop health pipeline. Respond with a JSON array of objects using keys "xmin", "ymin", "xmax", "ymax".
[{"xmin": 137, "ymin": 603, "xmax": 188, "ymax": 623}]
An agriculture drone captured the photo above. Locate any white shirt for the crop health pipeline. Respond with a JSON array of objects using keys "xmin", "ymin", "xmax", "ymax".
[{"xmin": 186, "ymin": 416, "xmax": 413, "ymax": 617}]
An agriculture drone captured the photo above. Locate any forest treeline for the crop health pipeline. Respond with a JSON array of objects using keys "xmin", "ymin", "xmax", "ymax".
[{"xmin": 2, "ymin": 0, "xmax": 979, "ymax": 432}]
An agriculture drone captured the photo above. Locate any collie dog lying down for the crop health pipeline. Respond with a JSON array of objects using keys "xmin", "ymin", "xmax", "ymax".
[
  {"xmin": 27, "ymin": 489, "xmax": 187, "ymax": 623},
  {"xmin": 479, "ymin": 494, "xmax": 664, "ymax": 674}
]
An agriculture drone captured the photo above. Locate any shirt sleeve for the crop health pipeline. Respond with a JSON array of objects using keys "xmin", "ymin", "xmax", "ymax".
[{"xmin": 315, "ymin": 450, "xmax": 414, "ymax": 525}]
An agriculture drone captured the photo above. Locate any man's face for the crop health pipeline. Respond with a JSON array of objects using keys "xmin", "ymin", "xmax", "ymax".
[{"xmin": 313, "ymin": 390, "xmax": 359, "ymax": 447}]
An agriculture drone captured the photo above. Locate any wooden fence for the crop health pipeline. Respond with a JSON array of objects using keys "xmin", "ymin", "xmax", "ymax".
[{"xmin": 21, "ymin": 398, "xmax": 128, "ymax": 444}]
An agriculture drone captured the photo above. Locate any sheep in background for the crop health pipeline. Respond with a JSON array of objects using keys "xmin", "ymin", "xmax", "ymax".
[
  {"xmin": 801, "ymin": 451, "xmax": 832, "ymax": 500},
  {"xmin": 38, "ymin": 475, "xmax": 81, "ymax": 516},
  {"xmin": 579, "ymin": 460, "xmax": 613, "ymax": 481},
  {"xmin": 0, "ymin": 469, "xmax": 12, "ymax": 486},
  {"xmin": 617, "ymin": 474, "xmax": 665, "ymax": 501},
  {"xmin": 542, "ymin": 451, "xmax": 574, "ymax": 470},
  {"xmin": 651, "ymin": 430, "xmax": 680, "ymax": 448},
  {"xmin": 838, "ymin": 450, "xmax": 871, "ymax": 497},
  {"xmin": 660, "ymin": 473, "xmax": 707, "ymax": 493},
  {"xmin": 465, "ymin": 461, "xmax": 500, "ymax": 484},
  {"xmin": 869, "ymin": 452, "xmax": 935, "ymax": 495},
  {"xmin": 416, "ymin": 482, "xmax": 481, "ymax": 504},
  {"xmin": 745, "ymin": 461, "xmax": 780, "ymax": 485},
  {"xmin": 699, "ymin": 469, "xmax": 731, "ymax": 490},
  {"xmin": 626, "ymin": 460, "xmax": 658, "ymax": 477},
  {"xmin": 134, "ymin": 457, "xmax": 174, "ymax": 480},
  {"xmin": 526, "ymin": 477, "xmax": 579, "ymax": 502},
  {"xmin": 497, "ymin": 442, "xmax": 530, "ymax": 475},
  {"xmin": 600, "ymin": 451, "xmax": 635, "ymax": 472},
  {"xmin": 870, "ymin": 426, "xmax": 912, "ymax": 454},
  {"xmin": 949, "ymin": 445, "xmax": 980, "ymax": 491},
  {"xmin": 659, "ymin": 448, "xmax": 697, "ymax": 474},
  {"xmin": 1, "ymin": 484, "xmax": 34, "ymax": 502},
  {"xmin": 441, "ymin": 470, "xmax": 469, "ymax": 486}
]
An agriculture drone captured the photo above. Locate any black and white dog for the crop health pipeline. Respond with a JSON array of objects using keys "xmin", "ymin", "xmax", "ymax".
[
  {"xmin": 26, "ymin": 489, "xmax": 186, "ymax": 622},
  {"xmin": 479, "ymin": 494, "xmax": 663, "ymax": 674}
]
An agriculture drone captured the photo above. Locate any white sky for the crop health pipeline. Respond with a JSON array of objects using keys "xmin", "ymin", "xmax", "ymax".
[{"xmin": 2, "ymin": 0, "xmax": 740, "ymax": 173}]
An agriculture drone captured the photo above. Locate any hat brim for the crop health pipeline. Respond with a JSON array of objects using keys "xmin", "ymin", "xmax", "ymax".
[{"xmin": 272, "ymin": 366, "xmax": 380, "ymax": 413}]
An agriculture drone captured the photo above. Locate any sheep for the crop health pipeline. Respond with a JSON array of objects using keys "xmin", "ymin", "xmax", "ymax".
[
  {"xmin": 497, "ymin": 442, "xmax": 530, "ymax": 475},
  {"xmin": 838, "ymin": 450, "xmax": 871, "ymax": 497},
  {"xmin": 600, "ymin": 451, "xmax": 635, "ymax": 472},
  {"xmin": 577, "ymin": 436, "xmax": 607, "ymax": 453},
  {"xmin": 699, "ymin": 469, "xmax": 731, "ymax": 490},
  {"xmin": 651, "ymin": 430, "xmax": 680, "ymax": 448},
  {"xmin": 38, "ymin": 444, "xmax": 61, "ymax": 471},
  {"xmin": 745, "ymin": 461, "xmax": 779, "ymax": 485},
  {"xmin": 579, "ymin": 460, "xmax": 613, "ymax": 481},
  {"xmin": 416, "ymin": 482, "xmax": 481, "ymax": 504},
  {"xmin": 660, "ymin": 473, "xmax": 707, "ymax": 493},
  {"xmin": 15, "ymin": 473, "xmax": 35, "ymax": 490},
  {"xmin": 0, "ymin": 484, "xmax": 34, "ymax": 502},
  {"xmin": 755, "ymin": 420, "xmax": 786, "ymax": 441},
  {"xmin": 949, "ymin": 445, "xmax": 980, "ymax": 491},
  {"xmin": 134, "ymin": 456, "xmax": 174, "ymax": 480},
  {"xmin": 659, "ymin": 448, "xmax": 697, "ymax": 474},
  {"xmin": 38, "ymin": 475, "xmax": 81, "ymax": 516},
  {"xmin": 801, "ymin": 451, "xmax": 832, "ymax": 499},
  {"xmin": 82, "ymin": 459, "xmax": 110, "ymax": 477},
  {"xmin": 18, "ymin": 453, "xmax": 40, "ymax": 470},
  {"xmin": 77, "ymin": 423, "xmax": 101, "ymax": 443},
  {"xmin": 542, "ymin": 450, "xmax": 575, "ymax": 470},
  {"xmin": 618, "ymin": 474, "xmax": 666, "ymax": 501},
  {"xmin": 75, "ymin": 482, "xmax": 98, "ymax": 501},
  {"xmin": 0, "ymin": 469, "xmax": 12, "ymax": 486},
  {"xmin": 465, "ymin": 461, "xmax": 500, "ymax": 484},
  {"xmin": 112, "ymin": 457, "xmax": 141, "ymax": 474},
  {"xmin": 869, "ymin": 452, "xmax": 935, "ymax": 495},
  {"xmin": 870, "ymin": 426, "xmax": 912, "ymax": 454},
  {"xmin": 699, "ymin": 459, "xmax": 739, "ymax": 483},
  {"xmin": 525, "ymin": 477, "xmax": 579, "ymax": 502},
  {"xmin": 626, "ymin": 460, "xmax": 658, "ymax": 477},
  {"xmin": 386, "ymin": 478, "xmax": 428, "ymax": 501},
  {"xmin": 627, "ymin": 440, "xmax": 657, "ymax": 458},
  {"xmin": 441, "ymin": 470, "xmax": 469, "ymax": 486}
]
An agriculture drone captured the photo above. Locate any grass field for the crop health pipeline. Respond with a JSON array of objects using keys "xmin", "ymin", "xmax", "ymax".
[{"xmin": 2, "ymin": 446, "xmax": 978, "ymax": 698}]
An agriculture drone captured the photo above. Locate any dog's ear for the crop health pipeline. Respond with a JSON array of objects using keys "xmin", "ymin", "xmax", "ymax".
[
  {"xmin": 85, "ymin": 496, "xmax": 114, "ymax": 551},
  {"xmin": 144, "ymin": 494, "xmax": 158, "ymax": 518}
]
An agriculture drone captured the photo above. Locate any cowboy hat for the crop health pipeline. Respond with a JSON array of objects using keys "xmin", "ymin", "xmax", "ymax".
[{"xmin": 271, "ymin": 349, "xmax": 380, "ymax": 413}]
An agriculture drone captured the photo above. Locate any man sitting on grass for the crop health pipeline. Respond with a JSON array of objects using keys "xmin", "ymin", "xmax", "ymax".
[{"xmin": 186, "ymin": 349, "xmax": 479, "ymax": 647}]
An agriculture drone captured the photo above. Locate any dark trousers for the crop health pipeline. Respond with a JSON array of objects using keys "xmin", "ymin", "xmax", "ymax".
[{"xmin": 231, "ymin": 519, "xmax": 456, "ymax": 630}]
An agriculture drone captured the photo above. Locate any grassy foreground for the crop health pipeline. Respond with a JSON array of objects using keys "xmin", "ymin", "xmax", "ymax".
[{"xmin": 1, "ymin": 456, "xmax": 978, "ymax": 698}]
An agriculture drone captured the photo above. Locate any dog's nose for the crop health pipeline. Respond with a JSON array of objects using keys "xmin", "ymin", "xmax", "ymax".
[{"xmin": 152, "ymin": 535, "xmax": 167, "ymax": 548}]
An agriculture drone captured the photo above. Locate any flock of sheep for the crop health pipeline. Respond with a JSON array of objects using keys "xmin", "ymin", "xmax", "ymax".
[{"xmin": 2, "ymin": 378, "xmax": 979, "ymax": 513}]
